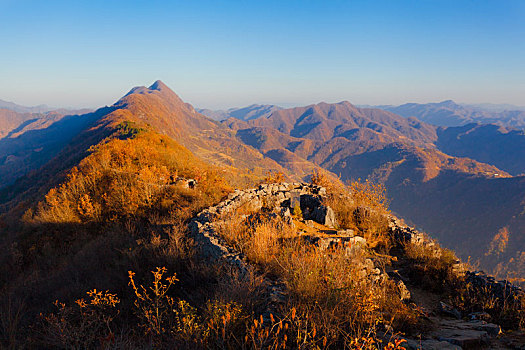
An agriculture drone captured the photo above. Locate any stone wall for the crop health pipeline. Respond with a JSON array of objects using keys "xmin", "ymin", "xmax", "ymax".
[
  {"xmin": 187, "ymin": 182, "xmax": 524, "ymax": 348},
  {"xmin": 188, "ymin": 182, "xmax": 523, "ymax": 319},
  {"xmin": 188, "ymin": 183, "xmax": 334, "ymax": 312}
]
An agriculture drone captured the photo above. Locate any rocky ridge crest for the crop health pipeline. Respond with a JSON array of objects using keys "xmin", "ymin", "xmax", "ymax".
[{"xmin": 188, "ymin": 182, "xmax": 524, "ymax": 349}]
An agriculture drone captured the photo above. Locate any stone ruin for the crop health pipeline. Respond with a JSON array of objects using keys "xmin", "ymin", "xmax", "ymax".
[{"xmin": 187, "ymin": 182, "xmax": 524, "ymax": 349}]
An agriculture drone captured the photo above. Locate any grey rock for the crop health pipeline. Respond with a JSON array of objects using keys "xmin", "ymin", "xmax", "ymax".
[
  {"xmin": 436, "ymin": 328, "xmax": 488, "ymax": 348},
  {"xmin": 479, "ymin": 322, "xmax": 501, "ymax": 336},
  {"xmin": 345, "ymin": 237, "xmax": 367, "ymax": 257},
  {"xmin": 350, "ymin": 236, "xmax": 367, "ymax": 245},
  {"xmin": 468, "ymin": 312, "xmax": 491, "ymax": 321},
  {"xmin": 439, "ymin": 301, "xmax": 462, "ymax": 319},
  {"xmin": 421, "ymin": 340, "xmax": 462, "ymax": 350},
  {"xmin": 299, "ymin": 193, "xmax": 338, "ymax": 227},
  {"xmin": 311, "ymin": 205, "xmax": 337, "ymax": 227},
  {"xmin": 404, "ymin": 338, "xmax": 463, "ymax": 350}
]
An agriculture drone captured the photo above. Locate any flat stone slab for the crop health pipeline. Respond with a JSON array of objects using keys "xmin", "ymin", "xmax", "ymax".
[
  {"xmin": 404, "ymin": 338, "xmax": 462, "ymax": 350},
  {"xmin": 421, "ymin": 340, "xmax": 463, "ymax": 350},
  {"xmin": 435, "ymin": 328, "xmax": 488, "ymax": 348}
]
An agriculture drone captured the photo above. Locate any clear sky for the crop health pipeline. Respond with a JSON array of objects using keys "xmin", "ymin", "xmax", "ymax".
[{"xmin": 1, "ymin": 0, "xmax": 524, "ymax": 109}]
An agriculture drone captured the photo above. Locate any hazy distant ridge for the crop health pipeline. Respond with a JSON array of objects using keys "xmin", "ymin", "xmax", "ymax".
[
  {"xmin": 198, "ymin": 104, "xmax": 282, "ymax": 121},
  {"xmin": 378, "ymin": 100, "xmax": 525, "ymax": 128}
]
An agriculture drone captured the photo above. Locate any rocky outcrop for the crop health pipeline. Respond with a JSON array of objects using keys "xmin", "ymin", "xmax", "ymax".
[
  {"xmin": 187, "ymin": 182, "xmax": 524, "ymax": 349},
  {"xmin": 390, "ymin": 216, "xmax": 523, "ymax": 301},
  {"xmin": 389, "ymin": 216, "xmax": 467, "ymax": 275},
  {"xmin": 189, "ymin": 183, "xmax": 330, "ymax": 262},
  {"xmin": 188, "ymin": 182, "xmax": 340, "ymax": 315},
  {"xmin": 299, "ymin": 194, "xmax": 337, "ymax": 227},
  {"xmin": 465, "ymin": 270, "xmax": 523, "ymax": 303},
  {"xmin": 389, "ymin": 216, "xmax": 524, "ymax": 349}
]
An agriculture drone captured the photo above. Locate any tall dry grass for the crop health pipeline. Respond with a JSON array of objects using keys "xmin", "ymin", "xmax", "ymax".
[
  {"xmin": 216, "ymin": 209, "xmax": 417, "ymax": 345},
  {"xmin": 311, "ymin": 170, "xmax": 391, "ymax": 250}
]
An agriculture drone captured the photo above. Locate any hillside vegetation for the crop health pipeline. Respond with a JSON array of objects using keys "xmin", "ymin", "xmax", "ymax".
[
  {"xmin": 0, "ymin": 81, "xmax": 524, "ymax": 348},
  {"xmin": 0, "ymin": 122, "xmax": 235, "ymax": 348},
  {"xmin": 221, "ymin": 99, "xmax": 525, "ymax": 283},
  {"xmin": 2, "ymin": 158, "xmax": 524, "ymax": 348}
]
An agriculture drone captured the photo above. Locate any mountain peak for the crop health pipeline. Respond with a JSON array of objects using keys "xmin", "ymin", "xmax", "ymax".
[
  {"xmin": 338, "ymin": 100, "xmax": 356, "ymax": 108},
  {"xmin": 123, "ymin": 80, "xmax": 181, "ymax": 102},
  {"xmin": 149, "ymin": 80, "xmax": 169, "ymax": 91},
  {"xmin": 437, "ymin": 100, "xmax": 458, "ymax": 108}
]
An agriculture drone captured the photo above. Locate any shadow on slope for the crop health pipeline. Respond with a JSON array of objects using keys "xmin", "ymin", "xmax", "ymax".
[{"xmin": 0, "ymin": 107, "xmax": 114, "ymax": 189}]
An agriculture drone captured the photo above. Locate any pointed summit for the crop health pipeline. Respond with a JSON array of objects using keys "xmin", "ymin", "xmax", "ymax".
[
  {"xmin": 112, "ymin": 80, "xmax": 217, "ymax": 139},
  {"xmin": 149, "ymin": 80, "xmax": 169, "ymax": 91},
  {"xmin": 122, "ymin": 80, "xmax": 183, "ymax": 104}
]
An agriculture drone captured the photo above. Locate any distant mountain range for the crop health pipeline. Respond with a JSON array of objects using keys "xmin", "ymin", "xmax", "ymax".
[
  {"xmin": 379, "ymin": 100, "xmax": 525, "ymax": 128},
  {"xmin": 0, "ymin": 105, "xmax": 97, "ymax": 187},
  {"xmin": 0, "ymin": 98, "xmax": 92, "ymax": 141},
  {"xmin": 463, "ymin": 102, "xmax": 525, "ymax": 113},
  {"xmin": 201, "ymin": 100, "xmax": 525, "ymax": 128},
  {"xmin": 198, "ymin": 104, "xmax": 283, "ymax": 121},
  {"xmin": 0, "ymin": 98, "xmax": 91, "ymax": 115},
  {"xmin": 204, "ymin": 100, "xmax": 525, "ymax": 176},
  {"xmin": 1, "ymin": 81, "xmax": 525, "ymax": 282},
  {"xmin": 0, "ymin": 98, "xmax": 51, "ymax": 114}
]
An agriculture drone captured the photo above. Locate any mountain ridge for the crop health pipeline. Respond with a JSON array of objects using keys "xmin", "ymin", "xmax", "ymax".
[
  {"xmin": 1, "ymin": 81, "xmax": 524, "ymax": 282},
  {"xmin": 382, "ymin": 100, "xmax": 525, "ymax": 128},
  {"xmin": 198, "ymin": 103, "xmax": 283, "ymax": 121}
]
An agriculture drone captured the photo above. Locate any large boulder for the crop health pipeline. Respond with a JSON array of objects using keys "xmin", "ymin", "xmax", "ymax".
[
  {"xmin": 310, "ymin": 205, "xmax": 337, "ymax": 228},
  {"xmin": 300, "ymin": 194, "xmax": 338, "ymax": 228}
]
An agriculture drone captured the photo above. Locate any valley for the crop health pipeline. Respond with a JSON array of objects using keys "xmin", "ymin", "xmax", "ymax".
[{"xmin": 1, "ymin": 81, "xmax": 524, "ymax": 348}]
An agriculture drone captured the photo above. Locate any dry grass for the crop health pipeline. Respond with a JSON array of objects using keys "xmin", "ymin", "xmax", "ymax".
[
  {"xmin": 27, "ymin": 130, "xmax": 231, "ymax": 225},
  {"xmin": 403, "ymin": 235, "xmax": 460, "ymax": 292},
  {"xmin": 261, "ymin": 170, "xmax": 286, "ymax": 184},
  {"xmin": 451, "ymin": 279, "xmax": 525, "ymax": 330},
  {"xmin": 403, "ymin": 234, "xmax": 525, "ymax": 331},
  {"xmin": 216, "ymin": 208, "xmax": 418, "ymax": 345},
  {"xmin": 311, "ymin": 171, "xmax": 392, "ymax": 251},
  {"xmin": 0, "ymin": 295, "xmax": 26, "ymax": 350}
]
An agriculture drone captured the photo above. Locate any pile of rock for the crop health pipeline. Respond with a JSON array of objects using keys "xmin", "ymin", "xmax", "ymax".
[
  {"xmin": 389, "ymin": 216, "xmax": 467, "ymax": 275},
  {"xmin": 188, "ymin": 182, "xmax": 342, "ymax": 312},
  {"xmin": 465, "ymin": 270, "xmax": 523, "ymax": 301},
  {"xmin": 388, "ymin": 216, "xmax": 524, "ymax": 349},
  {"xmin": 189, "ymin": 183, "xmax": 330, "ymax": 261}
]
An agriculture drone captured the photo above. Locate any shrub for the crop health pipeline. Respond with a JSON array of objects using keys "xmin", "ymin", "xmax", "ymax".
[
  {"xmin": 38, "ymin": 290, "xmax": 120, "ymax": 349},
  {"xmin": 28, "ymin": 131, "xmax": 231, "ymax": 225},
  {"xmin": 128, "ymin": 267, "xmax": 179, "ymax": 336},
  {"xmin": 262, "ymin": 170, "xmax": 285, "ymax": 184},
  {"xmin": 403, "ymin": 236, "xmax": 459, "ymax": 292},
  {"xmin": 311, "ymin": 172, "xmax": 391, "ymax": 250},
  {"xmin": 204, "ymin": 299, "xmax": 245, "ymax": 347}
]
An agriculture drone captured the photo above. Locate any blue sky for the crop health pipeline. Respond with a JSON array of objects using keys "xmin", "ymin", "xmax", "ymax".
[{"xmin": 1, "ymin": 0, "xmax": 524, "ymax": 109}]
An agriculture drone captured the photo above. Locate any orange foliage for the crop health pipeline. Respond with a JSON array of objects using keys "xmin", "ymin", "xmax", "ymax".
[
  {"xmin": 28, "ymin": 130, "xmax": 231, "ymax": 224},
  {"xmin": 487, "ymin": 227, "xmax": 510, "ymax": 256},
  {"xmin": 262, "ymin": 170, "xmax": 285, "ymax": 184}
]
